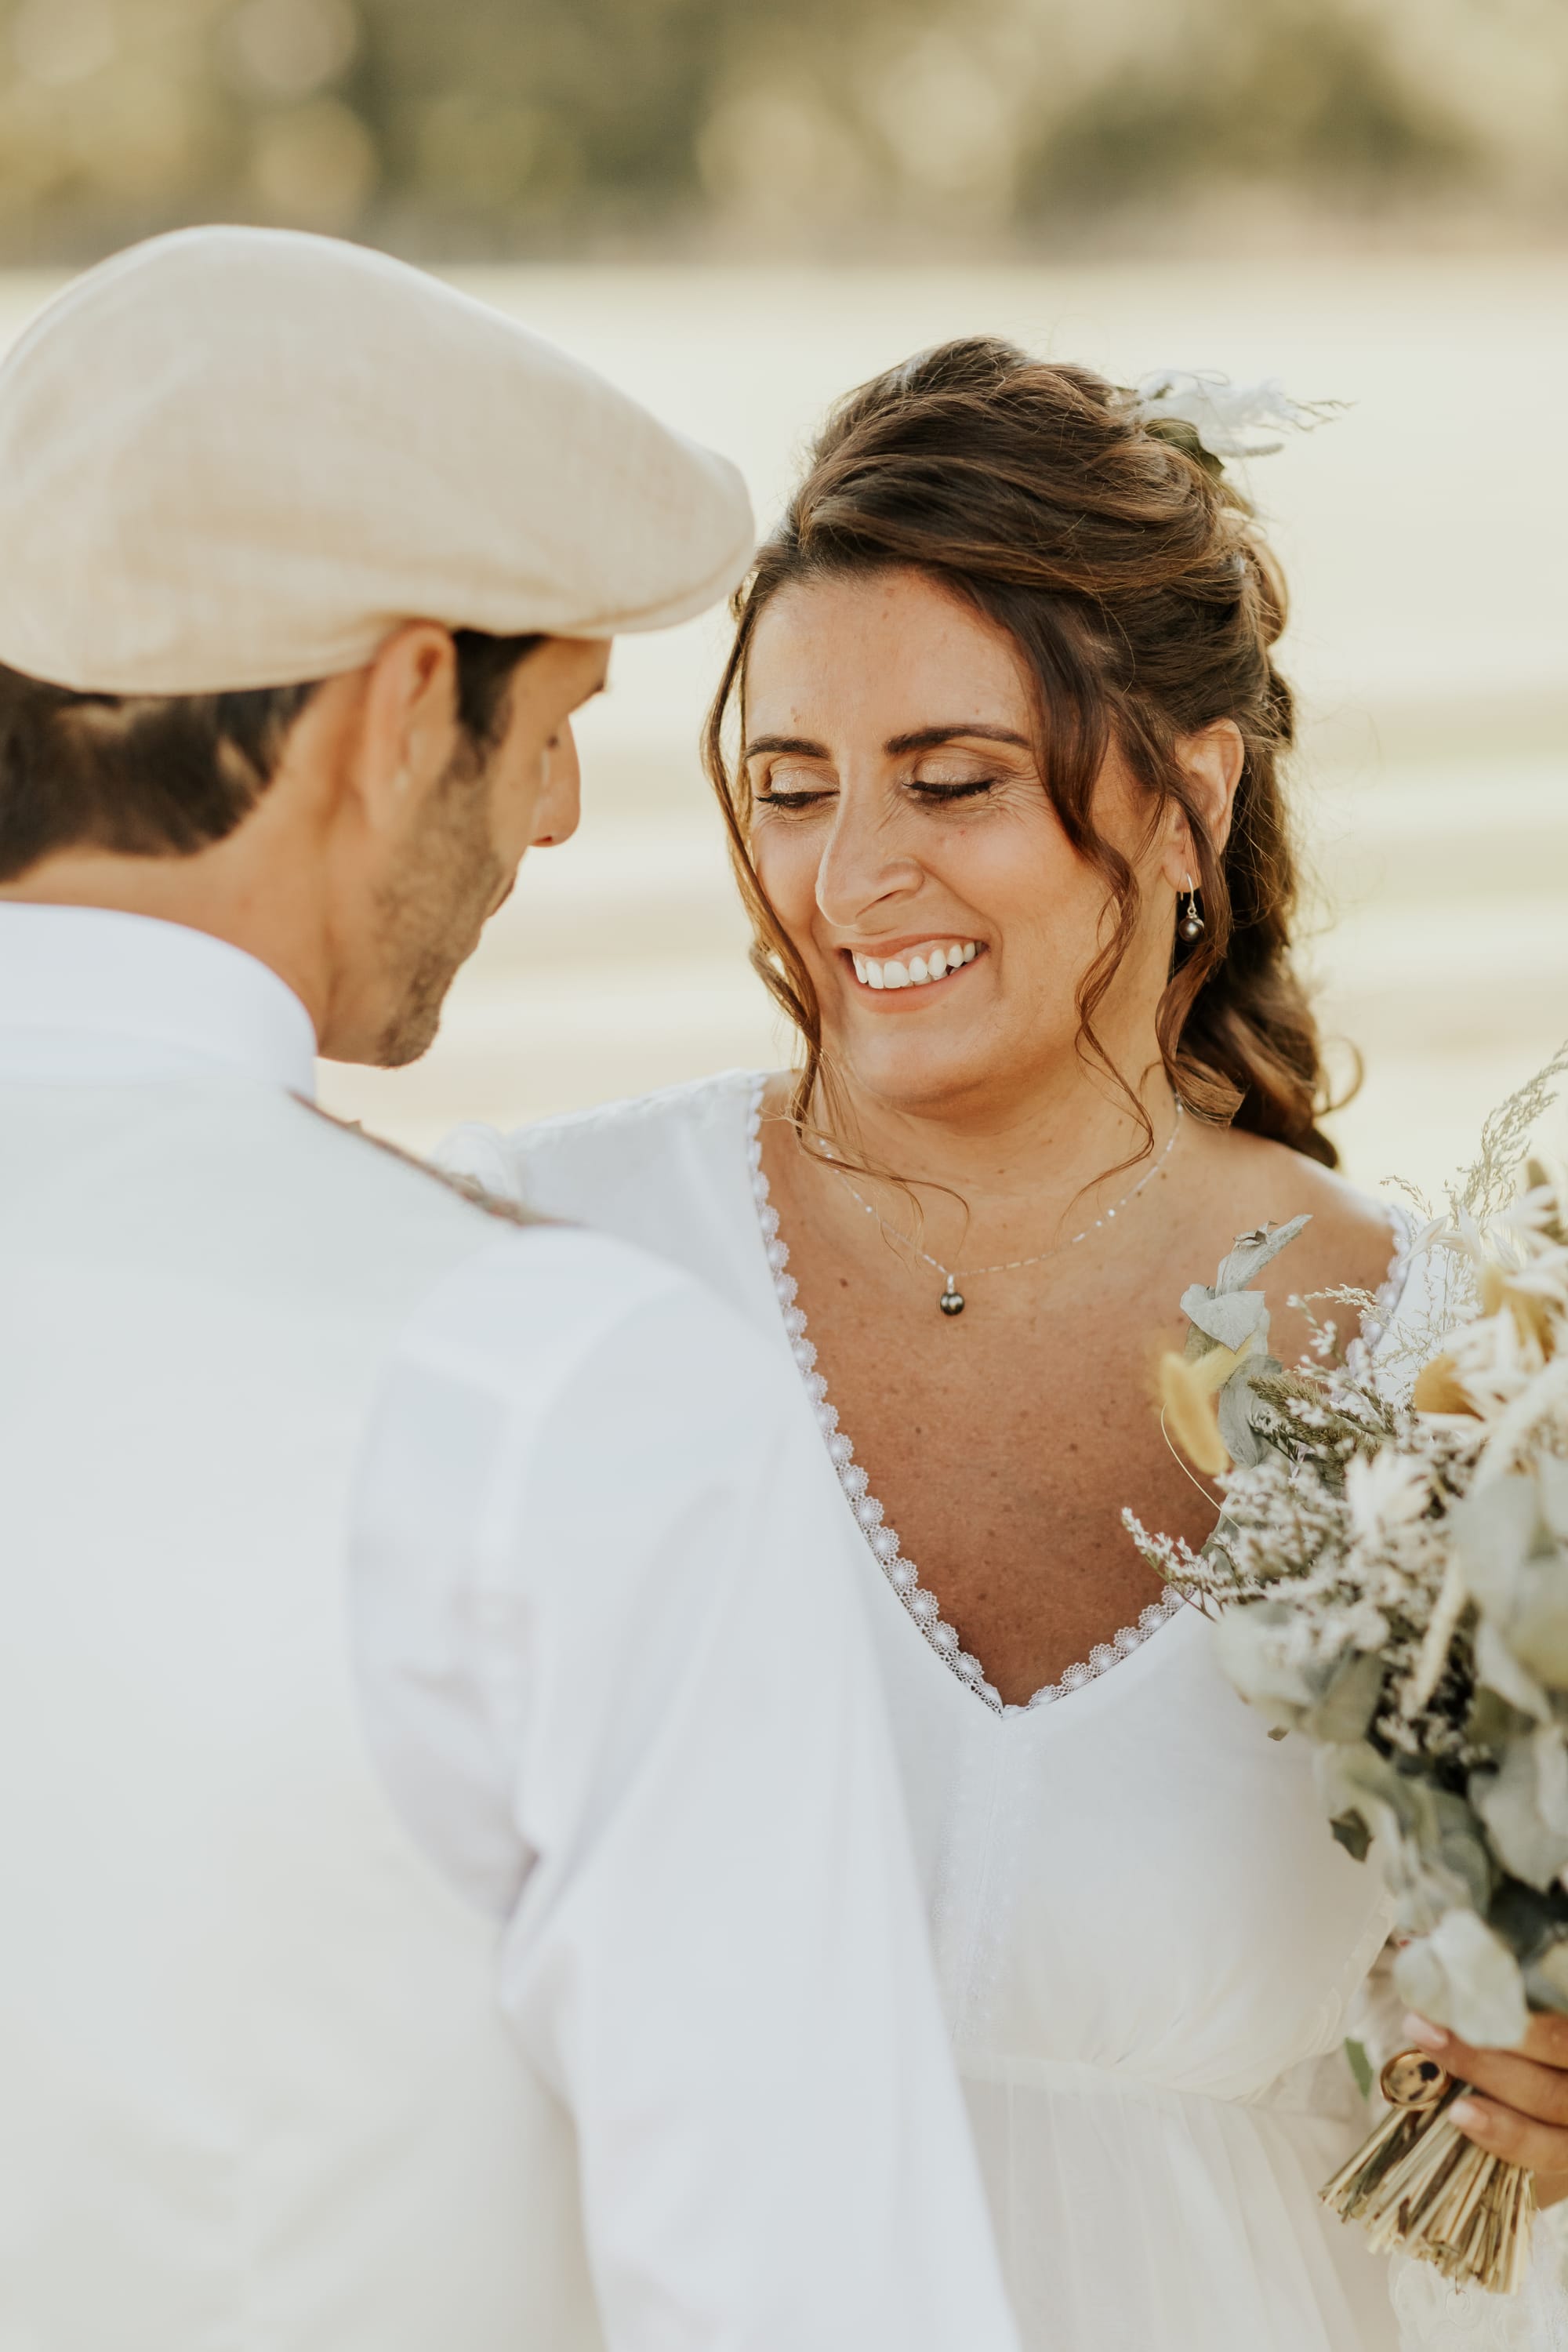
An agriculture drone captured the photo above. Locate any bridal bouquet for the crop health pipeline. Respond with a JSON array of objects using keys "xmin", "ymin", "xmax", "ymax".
[{"xmin": 1125, "ymin": 1058, "xmax": 1568, "ymax": 2295}]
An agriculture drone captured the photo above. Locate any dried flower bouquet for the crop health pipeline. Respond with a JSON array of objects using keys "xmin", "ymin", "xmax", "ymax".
[{"xmin": 1125, "ymin": 1054, "xmax": 1568, "ymax": 2294}]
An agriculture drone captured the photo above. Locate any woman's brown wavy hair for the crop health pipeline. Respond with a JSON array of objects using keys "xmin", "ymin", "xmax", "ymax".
[{"xmin": 702, "ymin": 336, "xmax": 1343, "ymax": 1168}]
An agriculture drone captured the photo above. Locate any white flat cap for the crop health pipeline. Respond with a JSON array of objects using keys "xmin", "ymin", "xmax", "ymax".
[{"xmin": 0, "ymin": 226, "xmax": 754, "ymax": 694}]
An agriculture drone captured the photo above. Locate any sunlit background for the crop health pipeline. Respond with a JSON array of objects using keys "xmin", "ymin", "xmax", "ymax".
[{"xmin": 0, "ymin": 0, "xmax": 1563, "ymax": 1196}]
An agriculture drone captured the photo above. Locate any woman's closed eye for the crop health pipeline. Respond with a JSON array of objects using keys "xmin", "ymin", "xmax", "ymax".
[
  {"xmin": 755, "ymin": 782, "xmax": 836, "ymax": 812},
  {"xmin": 752, "ymin": 760, "xmax": 837, "ymax": 811},
  {"xmin": 752, "ymin": 764, "xmax": 1006, "ymax": 812},
  {"xmin": 909, "ymin": 775, "xmax": 997, "ymax": 804}
]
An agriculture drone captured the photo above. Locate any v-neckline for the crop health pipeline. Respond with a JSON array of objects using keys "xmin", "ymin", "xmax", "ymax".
[
  {"xmin": 742, "ymin": 1074, "xmax": 1416, "ymax": 1723},
  {"xmin": 743, "ymin": 1076, "xmax": 1185, "ymax": 1719}
]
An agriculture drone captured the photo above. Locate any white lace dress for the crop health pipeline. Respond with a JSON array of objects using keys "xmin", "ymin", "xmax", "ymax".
[{"xmin": 440, "ymin": 1069, "xmax": 1567, "ymax": 2352}]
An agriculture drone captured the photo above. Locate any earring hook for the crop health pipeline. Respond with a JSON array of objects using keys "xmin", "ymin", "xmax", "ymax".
[{"xmin": 1178, "ymin": 870, "xmax": 1206, "ymax": 942}]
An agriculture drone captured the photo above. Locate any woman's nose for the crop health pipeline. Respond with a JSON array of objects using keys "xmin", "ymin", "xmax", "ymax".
[{"xmin": 813, "ymin": 797, "xmax": 920, "ymax": 927}]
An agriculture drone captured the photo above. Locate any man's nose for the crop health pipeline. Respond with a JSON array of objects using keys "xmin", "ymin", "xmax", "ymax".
[{"xmin": 535, "ymin": 720, "xmax": 583, "ymax": 849}]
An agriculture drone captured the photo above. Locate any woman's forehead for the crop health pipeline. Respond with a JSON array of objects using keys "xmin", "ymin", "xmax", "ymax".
[{"xmin": 744, "ymin": 570, "xmax": 1032, "ymax": 742}]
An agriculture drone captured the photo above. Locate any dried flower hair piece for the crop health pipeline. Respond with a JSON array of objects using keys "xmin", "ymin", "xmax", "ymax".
[{"xmin": 1128, "ymin": 369, "xmax": 1345, "ymax": 470}]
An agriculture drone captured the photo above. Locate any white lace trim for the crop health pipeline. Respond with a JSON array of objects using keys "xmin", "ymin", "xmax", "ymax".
[{"xmin": 746, "ymin": 1077, "xmax": 1183, "ymax": 1719}]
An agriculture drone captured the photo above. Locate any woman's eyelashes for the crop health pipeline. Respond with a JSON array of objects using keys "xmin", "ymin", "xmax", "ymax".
[
  {"xmin": 909, "ymin": 776, "xmax": 996, "ymax": 803},
  {"xmin": 755, "ymin": 772, "xmax": 999, "ymax": 811},
  {"xmin": 756, "ymin": 785, "xmax": 834, "ymax": 811}
]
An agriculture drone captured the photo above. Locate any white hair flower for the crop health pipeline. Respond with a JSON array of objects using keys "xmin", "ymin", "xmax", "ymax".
[{"xmin": 1130, "ymin": 369, "xmax": 1343, "ymax": 463}]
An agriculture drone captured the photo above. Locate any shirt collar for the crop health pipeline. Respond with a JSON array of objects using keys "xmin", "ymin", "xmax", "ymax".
[{"xmin": 0, "ymin": 903, "xmax": 318, "ymax": 1098}]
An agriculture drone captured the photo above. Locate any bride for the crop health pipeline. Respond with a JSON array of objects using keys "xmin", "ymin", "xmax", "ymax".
[{"xmin": 443, "ymin": 339, "xmax": 1568, "ymax": 2347}]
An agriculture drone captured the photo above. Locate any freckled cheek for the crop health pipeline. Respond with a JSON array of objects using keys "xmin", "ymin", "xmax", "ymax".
[
  {"xmin": 953, "ymin": 833, "xmax": 1098, "ymax": 1000},
  {"xmin": 936, "ymin": 825, "xmax": 1051, "ymax": 937},
  {"xmin": 750, "ymin": 833, "xmax": 826, "ymax": 952}
]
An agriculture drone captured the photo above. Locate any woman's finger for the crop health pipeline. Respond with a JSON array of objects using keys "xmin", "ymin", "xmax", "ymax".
[
  {"xmin": 1415, "ymin": 2042, "xmax": 1568, "ymax": 2129},
  {"xmin": 1403, "ymin": 2013, "xmax": 1568, "ymax": 2171},
  {"xmin": 1403, "ymin": 2012, "xmax": 1568, "ymax": 2072},
  {"xmin": 1447, "ymin": 2093, "xmax": 1568, "ymax": 2177}
]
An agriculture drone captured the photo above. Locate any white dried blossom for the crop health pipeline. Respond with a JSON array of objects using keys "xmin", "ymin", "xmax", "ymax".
[{"xmin": 1127, "ymin": 1057, "xmax": 1568, "ymax": 2005}]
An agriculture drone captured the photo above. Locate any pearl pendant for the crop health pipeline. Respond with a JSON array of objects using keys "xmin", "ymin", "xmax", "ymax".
[
  {"xmin": 1178, "ymin": 911, "xmax": 1205, "ymax": 941},
  {"xmin": 939, "ymin": 1282, "xmax": 965, "ymax": 1317}
]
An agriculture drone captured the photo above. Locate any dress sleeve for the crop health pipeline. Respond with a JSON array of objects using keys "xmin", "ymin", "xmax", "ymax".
[{"xmin": 350, "ymin": 1225, "xmax": 1020, "ymax": 2352}]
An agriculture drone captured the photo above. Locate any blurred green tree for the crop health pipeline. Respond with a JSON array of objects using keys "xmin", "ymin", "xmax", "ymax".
[{"xmin": 0, "ymin": 0, "xmax": 1556, "ymax": 262}]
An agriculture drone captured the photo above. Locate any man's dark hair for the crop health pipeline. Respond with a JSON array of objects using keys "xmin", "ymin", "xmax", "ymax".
[{"xmin": 0, "ymin": 628, "xmax": 543, "ymax": 881}]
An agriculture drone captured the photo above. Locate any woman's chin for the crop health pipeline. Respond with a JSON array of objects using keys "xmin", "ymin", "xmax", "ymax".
[{"xmin": 826, "ymin": 1019, "xmax": 1010, "ymax": 1115}]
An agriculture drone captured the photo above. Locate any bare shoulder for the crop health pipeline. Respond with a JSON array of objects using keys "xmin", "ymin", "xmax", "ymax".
[{"xmin": 1179, "ymin": 1120, "xmax": 1402, "ymax": 1341}]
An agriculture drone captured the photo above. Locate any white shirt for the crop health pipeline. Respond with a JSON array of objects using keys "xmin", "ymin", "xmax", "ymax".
[{"xmin": 0, "ymin": 902, "xmax": 1020, "ymax": 2352}]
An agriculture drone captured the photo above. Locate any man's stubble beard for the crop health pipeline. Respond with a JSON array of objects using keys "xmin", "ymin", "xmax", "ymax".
[{"xmin": 372, "ymin": 749, "xmax": 506, "ymax": 1069}]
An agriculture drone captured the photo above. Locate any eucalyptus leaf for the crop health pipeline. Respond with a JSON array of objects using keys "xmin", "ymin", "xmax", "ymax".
[
  {"xmin": 1330, "ymin": 1811, "xmax": 1372, "ymax": 1864},
  {"xmin": 1211, "ymin": 1603, "xmax": 1323, "ymax": 1733},
  {"xmin": 1214, "ymin": 1214, "xmax": 1312, "ymax": 1294},
  {"xmin": 1453, "ymin": 1475, "xmax": 1541, "ymax": 1617},
  {"xmin": 1508, "ymin": 1554, "xmax": 1568, "ymax": 1690},
  {"xmin": 1181, "ymin": 1287, "xmax": 1271, "ymax": 1352},
  {"xmin": 1304, "ymin": 1648, "xmax": 1387, "ymax": 1745},
  {"xmin": 1315, "ymin": 1740, "xmax": 1424, "ymax": 1848},
  {"xmin": 1454, "ymin": 1472, "xmax": 1568, "ymax": 1688},
  {"xmin": 1394, "ymin": 1910, "xmax": 1530, "ymax": 2049},
  {"xmin": 1473, "ymin": 1618, "xmax": 1552, "ymax": 1725},
  {"xmin": 1315, "ymin": 1744, "xmax": 1491, "ymax": 1920},
  {"xmin": 1536, "ymin": 1724, "xmax": 1568, "ymax": 1834},
  {"xmin": 1217, "ymin": 1364, "xmax": 1280, "ymax": 1469},
  {"xmin": 1468, "ymin": 1685, "xmax": 1544, "ymax": 1754},
  {"xmin": 1422, "ymin": 1788, "xmax": 1497, "ymax": 1916},
  {"xmin": 1471, "ymin": 1733, "xmax": 1568, "ymax": 1892}
]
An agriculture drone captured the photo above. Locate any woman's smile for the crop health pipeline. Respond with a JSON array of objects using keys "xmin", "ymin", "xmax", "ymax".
[{"xmin": 844, "ymin": 938, "xmax": 983, "ymax": 995}]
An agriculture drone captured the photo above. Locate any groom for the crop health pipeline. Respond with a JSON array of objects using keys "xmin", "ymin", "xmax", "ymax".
[{"xmin": 0, "ymin": 230, "xmax": 1018, "ymax": 2351}]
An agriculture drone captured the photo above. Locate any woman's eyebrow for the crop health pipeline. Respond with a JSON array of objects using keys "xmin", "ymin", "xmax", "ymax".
[
  {"xmin": 884, "ymin": 723, "xmax": 1032, "ymax": 754},
  {"xmin": 743, "ymin": 732, "xmax": 829, "ymax": 760}
]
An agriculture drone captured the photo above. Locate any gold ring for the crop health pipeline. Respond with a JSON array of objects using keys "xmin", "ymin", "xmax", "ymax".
[{"xmin": 1378, "ymin": 2049, "xmax": 1454, "ymax": 2111}]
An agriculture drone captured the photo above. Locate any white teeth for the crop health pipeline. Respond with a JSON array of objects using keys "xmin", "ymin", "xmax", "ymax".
[{"xmin": 851, "ymin": 942, "xmax": 979, "ymax": 990}]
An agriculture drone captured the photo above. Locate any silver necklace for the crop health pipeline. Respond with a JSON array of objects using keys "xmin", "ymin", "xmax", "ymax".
[{"xmin": 829, "ymin": 1102, "xmax": 1185, "ymax": 1317}]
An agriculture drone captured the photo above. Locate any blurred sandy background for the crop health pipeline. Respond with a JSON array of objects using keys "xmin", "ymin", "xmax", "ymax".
[
  {"xmin": 0, "ymin": 0, "xmax": 1563, "ymax": 1198},
  {"xmin": 339, "ymin": 256, "xmax": 1568, "ymax": 1198}
]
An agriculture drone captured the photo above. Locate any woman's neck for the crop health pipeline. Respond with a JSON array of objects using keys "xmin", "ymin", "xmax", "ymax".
[{"xmin": 805, "ymin": 1056, "xmax": 1181, "ymax": 1254}]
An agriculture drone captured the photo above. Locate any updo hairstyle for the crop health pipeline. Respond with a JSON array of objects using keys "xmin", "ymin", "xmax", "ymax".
[{"xmin": 702, "ymin": 336, "xmax": 1341, "ymax": 1167}]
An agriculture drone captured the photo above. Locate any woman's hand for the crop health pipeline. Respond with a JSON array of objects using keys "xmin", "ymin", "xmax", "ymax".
[{"xmin": 1405, "ymin": 2012, "xmax": 1568, "ymax": 2208}]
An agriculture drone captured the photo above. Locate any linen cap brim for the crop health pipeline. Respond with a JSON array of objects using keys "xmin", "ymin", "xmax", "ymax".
[{"xmin": 0, "ymin": 226, "xmax": 756, "ymax": 695}]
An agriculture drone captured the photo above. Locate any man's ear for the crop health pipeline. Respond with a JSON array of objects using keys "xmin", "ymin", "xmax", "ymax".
[
  {"xmin": 352, "ymin": 622, "xmax": 463, "ymax": 837},
  {"xmin": 1163, "ymin": 718, "xmax": 1244, "ymax": 886}
]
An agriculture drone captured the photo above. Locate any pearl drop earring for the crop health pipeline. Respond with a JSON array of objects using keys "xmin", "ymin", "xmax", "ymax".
[{"xmin": 1178, "ymin": 872, "xmax": 1205, "ymax": 942}]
